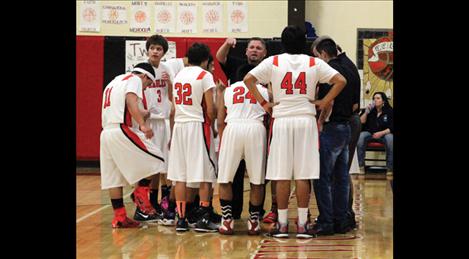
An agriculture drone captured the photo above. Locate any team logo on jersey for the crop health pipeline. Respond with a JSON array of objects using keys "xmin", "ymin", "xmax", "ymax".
[{"xmin": 367, "ymin": 36, "xmax": 393, "ymax": 81}]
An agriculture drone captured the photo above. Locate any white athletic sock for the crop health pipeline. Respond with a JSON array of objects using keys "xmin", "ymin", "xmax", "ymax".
[
  {"xmin": 278, "ymin": 209, "xmax": 288, "ymax": 225},
  {"xmin": 298, "ymin": 207, "xmax": 309, "ymax": 226}
]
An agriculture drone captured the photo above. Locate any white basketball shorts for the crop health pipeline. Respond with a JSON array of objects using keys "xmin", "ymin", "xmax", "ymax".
[
  {"xmin": 266, "ymin": 115, "xmax": 320, "ymax": 180},
  {"xmin": 218, "ymin": 120, "xmax": 266, "ymax": 185},
  {"xmin": 167, "ymin": 121, "xmax": 217, "ymax": 184},
  {"xmin": 149, "ymin": 118, "xmax": 169, "ymax": 173},
  {"xmin": 100, "ymin": 124, "xmax": 166, "ymax": 189}
]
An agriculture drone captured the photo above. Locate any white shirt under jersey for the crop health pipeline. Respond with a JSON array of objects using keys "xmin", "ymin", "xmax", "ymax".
[
  {"xmin": 249, "ymin": 53, "xmax": 338, "ymax": 118},
  {"xmin": 164, "ymin": 58, "xmax": 185, "ymax": 78},
  {"xmin": 173, "ymin": 66, "xmax": 216, "ymax": 122},
  {"xmin": 224, "ymin": 81, "xmax": 269, "ymax": 122},
  {"xmin": 145, "ymin": 61, "xmax": 174, "ymax": 119},
  {"xmin": 101, "ymin": 73, "xmax": 144, "ymax": 129}
]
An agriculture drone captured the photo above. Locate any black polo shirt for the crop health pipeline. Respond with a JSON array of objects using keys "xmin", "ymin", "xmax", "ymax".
[
  {"xmin": 317, "ymin": 57, "xmax": 353, "ymax": 123},
  {"xmin": 337, "ymin": 52, "xmax": 361, "ymax": 112},
  {"xmin": 220, "ymin": 55, "xmax": 256, "ymax": 84}
]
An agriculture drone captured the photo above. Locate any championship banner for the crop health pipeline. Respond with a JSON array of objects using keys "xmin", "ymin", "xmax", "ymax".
[
  {"xmin": 227, "ymin": 1, "xmax": 248, "ymax": 33},
  {"xmin": 102, "ymin": 4, "xmax": 127, "ymax": 25},
  {"xmin": 79, "ymin": 0, "xmax": 101, "ymax": 32},
  {"xmin": 130, "ymin": 1, "xmax": 151, "ymax": 33},
  {"xmin": 202, "ymin": 2, "xmax": 223, "ymax": 33},
  {"xmin": 177, "ymin": 2, "xmax": 197, "ymax": 33},
  {"xmin": 155, "ymin": 1, "xmax": 176, "ymax": 33}
]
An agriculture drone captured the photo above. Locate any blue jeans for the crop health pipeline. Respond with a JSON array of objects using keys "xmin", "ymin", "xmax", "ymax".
[
  {"xmin": 357, "ymin": 131, "xmax": 393, "ymax": 170},
  {"xmin": 313, "ymin": 122, "xmax": 351, "ymax": 227}
]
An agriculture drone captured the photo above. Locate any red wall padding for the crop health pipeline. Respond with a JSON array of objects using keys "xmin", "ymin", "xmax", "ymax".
[
  {"xmin": 76, "ymin": 36, "xmax": 104, "ymax": 160},
  {"xmin": 185, "ymin": 38, "xmax": 227, "ymax": 85}
]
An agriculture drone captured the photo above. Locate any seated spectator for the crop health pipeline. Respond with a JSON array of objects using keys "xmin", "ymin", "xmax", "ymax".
[{"xmin": 357, "ymin": 92, "xmax": 393, "ymax": 174}]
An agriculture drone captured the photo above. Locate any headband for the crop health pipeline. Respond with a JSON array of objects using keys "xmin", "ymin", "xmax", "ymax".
[{"xmin": 132, "ymin": 67, "xmax": 156, "ymax": 81}]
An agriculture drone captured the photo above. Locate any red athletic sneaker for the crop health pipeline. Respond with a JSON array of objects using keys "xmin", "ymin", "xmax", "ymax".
[
  {"xmin": 112, "ymin": 217, "xmax": 142, "ymax": 228},
  {"xmin": 262, "ymin": 210, "xmax": 278, "ymax": 223},
  {"xmin": 247, "ymin": 219, "xmax": 260, "ymax": 235},
  {"xmin": 219, "ymin": 219, "xmax": 234, "ymax": 235},
  {"xmin": 132, "ymin": 186, "xmax": 156, "ymax": 215}
]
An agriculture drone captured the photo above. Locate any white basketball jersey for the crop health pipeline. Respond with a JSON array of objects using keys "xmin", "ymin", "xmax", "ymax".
[
  {"xmin": 101, "ymin": 74, "xmax": 143, "ymax": 128},
  {"xmin": 223, "ymin": 81, "xmax": 269, "ymax": 123},
  {"xmin": 249, "ymin": 53, "xmax": 338, "ymax": 118},
  {"xmin": 164, "ymin": 58, "xmax": 185, "ymax": 77},
  {"xmin": 145, "ymin": 62, "xmax": 174, "ymax": 119},
  {"xmin": 173, "ymin": 66, "xmax": 216, "ymax": 122}
]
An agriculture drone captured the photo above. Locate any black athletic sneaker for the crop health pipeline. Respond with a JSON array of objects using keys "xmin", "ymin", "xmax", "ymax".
[
  {"xmin": 133, "ymin": 206, "xmax": 162, "ymax": 223},
  {"xmin": 194, "ymin": 211, "xmax": 219, "ymax": 233},
  {"xmin": 187, "ymin": 207, "xmax": 202, "ymax": 228},
  {"xmin": 176, "ymin": 218, "xmax": 189, "ymax": 232}
]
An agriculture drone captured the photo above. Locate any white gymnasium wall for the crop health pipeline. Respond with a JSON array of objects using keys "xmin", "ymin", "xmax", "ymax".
[{"xmin": 305, "ymin": 0, "xmax": 393, "ymax": 64}]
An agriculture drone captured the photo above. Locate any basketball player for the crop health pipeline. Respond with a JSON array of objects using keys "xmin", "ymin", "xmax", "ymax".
[
  {"xmin": 143, "ymin": 34, "xmax": 176, "ymax": 225},
  {"xmin": 164, "ymin": 55, "xmax": 222, "ymax": 227},
  {"xmin": 243, "ymin": 25, "xmax": 347, "ymax": 238},
  {"xmin": 167, "ymin": 43, "xmax": 218, "ymax": 232},
  {"xmin": 217, "ymin": 80, "xmax": 269, "ymax": 235},
  {"xmin": 216, "ymin": 37, "xmax": 270, "ymax": 220},
  {"xmin": 100, "ymin": 62, "xmax": 166, "ymax": 228}
]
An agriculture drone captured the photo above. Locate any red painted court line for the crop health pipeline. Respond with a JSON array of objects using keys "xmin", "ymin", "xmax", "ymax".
[
  {"xmin": 260, "ymin": 244, "xmax": 356, "ymax": 248},
  {"xmin": 255, "ymin": 257, "xmax": 356, "ymax": 259},
  {"xmin": 254, "ymin": 255, "xmax": 344, "ymax": 259},
  {"xmin": 262, "ymin": 235, "xmax": 361, "ymax": 242},
  {"xmin": 257, "ymin": 249, "xmax": 354, "ymax": 252}
]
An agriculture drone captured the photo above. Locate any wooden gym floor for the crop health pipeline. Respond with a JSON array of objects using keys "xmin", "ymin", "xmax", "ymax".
[{"xmin": 77, "ymin": 168, "xmax": 393, "ymax": 258}]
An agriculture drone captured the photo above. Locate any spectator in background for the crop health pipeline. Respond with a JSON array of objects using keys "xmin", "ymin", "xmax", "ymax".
[{"xmin": 357, "ymin": 92, "xmax": 394, "ymax": 175}]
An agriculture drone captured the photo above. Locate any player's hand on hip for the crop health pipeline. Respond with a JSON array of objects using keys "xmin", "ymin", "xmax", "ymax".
[
  {"xmin": 311, "ymin": 99, "xmax": 327, "ymax": 111},
  {"xmin": 262, "ymin": 101, "xmax": 278, "ymax": 116}
]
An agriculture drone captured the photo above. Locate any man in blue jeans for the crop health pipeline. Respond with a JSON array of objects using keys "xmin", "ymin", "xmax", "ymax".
[
  {"xmin": 312, "ymin": 38, "xmax": 353, "ymax": 235},
  {"xmin": 312, "ymin": 36, "xmax": 362, "ymax": 231}
]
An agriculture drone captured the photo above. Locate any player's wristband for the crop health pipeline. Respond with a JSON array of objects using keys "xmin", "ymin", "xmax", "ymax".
[{"xmin": 260, "ymin": 99, "xmax": 268, "ymax": 107}]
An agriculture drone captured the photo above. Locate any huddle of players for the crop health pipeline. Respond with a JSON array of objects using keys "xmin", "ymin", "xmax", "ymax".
[{"xmin": 100, "ymin": 25, "xmax": 352, "ymax": 238}]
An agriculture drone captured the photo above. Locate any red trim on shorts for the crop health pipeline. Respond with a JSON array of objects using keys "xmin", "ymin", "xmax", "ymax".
[
  {"xmin": 201, "ymin": 98, "xmax": 216, "ymax": 172},
  {"xmin": 121, "ymin": 124, "xmax": 148, "ymax": 152},
  {"xmin": 196, "ymin": 71, "xmax": 207, "ymax": 80},
  {"xmin": 309, "ymin": 57, "xmax": 316, "ymax": 67},
  {"xmin": 202, "ymin": 100, "xmax": 212, "ymax": 148},
  {"xmin": 201, "ymin": 122, "xmax": 216, "ymax": 174},
  {"xmin": 273, "ymin": 55, "xmax": 279, "ymax": 67},
  {"xmin": 120, "ymin": 124, "xmax": 165, "ymax": 162}
]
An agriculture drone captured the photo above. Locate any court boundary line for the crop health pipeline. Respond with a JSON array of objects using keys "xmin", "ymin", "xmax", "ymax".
[{"xmin": 76, "ymin": 191, "xmax": 132, "ymax": 223}]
